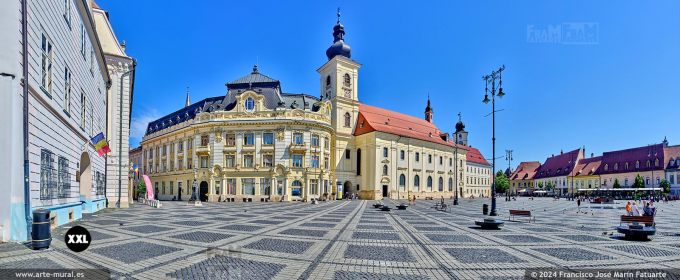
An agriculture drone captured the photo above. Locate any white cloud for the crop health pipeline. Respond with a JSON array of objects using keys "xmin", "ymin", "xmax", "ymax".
[{"xmin": 129, "ymin": 108, "xmax": 161, "ymax": 147}]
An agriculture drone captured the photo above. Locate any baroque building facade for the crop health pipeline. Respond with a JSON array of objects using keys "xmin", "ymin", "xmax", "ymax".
[
  {"xmin": 92, "ymin": 4, "xmax": 136, "ymax": 208},
  {"xmin": 140, "ymin": 14, "xmax": 479, "ymax": 202}
]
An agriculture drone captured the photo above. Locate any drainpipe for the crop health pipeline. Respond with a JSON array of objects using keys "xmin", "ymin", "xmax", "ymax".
[
  {"xmin": 21, "ymin": 0, "xmax": 32, "ymax": 239},
  {"xmin": 116, "ymin": 65, "xmax": 134, "ymax": 208}
]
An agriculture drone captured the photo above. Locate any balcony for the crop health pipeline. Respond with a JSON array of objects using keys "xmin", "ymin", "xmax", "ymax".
[
  {"xmin": 289, "ymin": 142, "xmax": 307, "ymax": 152},
  {"xmin": 195, "ymin": 145, "xmax": 210, "ymax": 156}
]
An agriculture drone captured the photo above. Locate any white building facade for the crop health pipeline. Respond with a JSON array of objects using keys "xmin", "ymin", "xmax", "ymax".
[{"xmin": 0, "ymin": 0, "xmax": 111, "ymax": 241}]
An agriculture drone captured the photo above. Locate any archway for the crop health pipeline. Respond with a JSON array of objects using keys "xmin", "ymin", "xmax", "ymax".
[
  {"xmin": 79, "ymin": 152, "xmax": 92, "ymax": 200},
  {"xmin": 199, "ymin": 181, "xmax": 209, "ymax": 202},
  {"xmin": 343, "ymin": 181, "xmax": 352, "ymax": 199},
  {"xmin": 291, "ymin": 180, "xmax": 302, "ymax": 197}
]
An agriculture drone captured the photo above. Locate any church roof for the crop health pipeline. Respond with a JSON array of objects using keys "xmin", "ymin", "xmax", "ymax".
[
  {"xmin": 466, "ymin": 147, "xmax": 490, "ymax": 166},
  {"xmin": 354, "ymin": 103, "xmax": 467, "ymax": 150},
  {"xmin": 510, "ymin": 161, "xmax": 541, "ymax": 180}
]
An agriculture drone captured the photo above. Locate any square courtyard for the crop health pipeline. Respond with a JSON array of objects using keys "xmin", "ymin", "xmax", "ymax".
[{"xmin": 1, "ymin": 197, "xmax": 680, "ymax": 279}]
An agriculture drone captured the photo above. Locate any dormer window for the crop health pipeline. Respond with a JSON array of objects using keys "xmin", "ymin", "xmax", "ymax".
[
  {"xmin": 635, "ymin": 160, "xmax": 640, "ymax": 169},
  {"xmin": 604, "ymin": 164, "xmax": 608, "ymax": 171},
  {"xmin": 245, "ymin": 97, "xmax": 255, "ymax": 112}
]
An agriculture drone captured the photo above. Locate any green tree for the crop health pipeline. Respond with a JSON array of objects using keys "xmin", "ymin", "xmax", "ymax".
[
  {"xmin": 135, "ymin": 180, "xmax": 146, "ymax": 198},
  {"xmin": 632, "ymin": 174, "xmax": 645, "ymax": 188},
  {"xmin": 660, "ymin": 179, "xmax": 671, "ymax": 195},
  {"xmin": 538, "ymin": 181, "xmax": 544, "ymax": 189},
  {"xmin": 613, "ymin": 178, "xmax": 621, "ymax": 189},
  {"xmin": 495, "ymin": 171, "xmax": 510, "ymax": 193}
]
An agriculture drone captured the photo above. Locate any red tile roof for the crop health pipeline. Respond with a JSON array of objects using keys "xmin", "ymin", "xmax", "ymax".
[
  {"xmin": 466, "ymin": 147, "xmax": 490, "ymax": 166},
  {"xmin": 595, "ymin": 144, "xmax": 665, "ymax": 175},
  {"xmin": 509, "ymin": 161, "xmax": 541, "ymax": 180},
  {"xmin": 572, "ymin": 156, "xmax": 602, "ymax": 177},
  {"xmin": 354, "ymin": 103, "xmax": 468, "ymax": 150},
  {"xmin": 534, "ymin": 148, "xmax": 583, "ymax": 179}
]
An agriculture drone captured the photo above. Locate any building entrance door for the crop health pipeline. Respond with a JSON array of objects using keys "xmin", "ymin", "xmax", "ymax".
[
  {"xmin": 199, "ymin": 181, "xmax": 209, "ymax": 202},
  {"xmin": 382, "ymin": 185, "xmax": 388, "ymax": 198}
]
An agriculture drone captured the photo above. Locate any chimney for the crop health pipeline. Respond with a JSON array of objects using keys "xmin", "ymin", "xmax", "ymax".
[
  {"xmin": 560, "ymin": 149, "xmax": 563, "ymax": 155},
  {"xmin": 591, "ymin": 153, "xmax": 594, "ymax": 158}
]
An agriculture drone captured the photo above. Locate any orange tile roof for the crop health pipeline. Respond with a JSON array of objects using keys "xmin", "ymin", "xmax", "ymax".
[
  {"xmin": 354, "ymin": 103, "xmax": 467, "ymax": 150},
  {"xmin": 466, "ymin": 147, "xmax": 490, "ymax": 166},
  {"xmin": 510, "ymin": 161, "xmax": 541, "ymax": 180},
  {"xmin": 572, "ymin": 156, "xmax": 602, "ymax": 177}
]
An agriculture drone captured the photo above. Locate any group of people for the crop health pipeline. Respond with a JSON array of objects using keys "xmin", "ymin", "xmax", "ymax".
[{"xmin": 625, "ymin": 201, "xmax": 657, "ymax": 216}]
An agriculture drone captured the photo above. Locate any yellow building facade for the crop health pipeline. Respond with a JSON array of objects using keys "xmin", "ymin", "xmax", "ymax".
[{"xmin": 139, "ymin": 15, "xmax": 476, "ymax": 201}]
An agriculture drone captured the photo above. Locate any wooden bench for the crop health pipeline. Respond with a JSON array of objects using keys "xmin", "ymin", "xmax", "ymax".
[
  {"xmin": 508, "ymin": 210, "xmax": 534, "ymax": 222},
  {"xmin": 396, "ymin": 204, "xmax": 408, "ymax": 210},
  {"xmin": 380, "ymin": 205, "xmax": 391, "ymax": 212},
  {"xmin": 617, "ymin": 215, "xmax": 656, "ymax": 240}
]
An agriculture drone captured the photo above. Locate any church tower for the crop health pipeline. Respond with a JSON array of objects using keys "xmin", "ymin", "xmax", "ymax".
[
  {"xmin": 317, "ymin": 9, "xmax": 361, "ymax": 196},
  {"xmin": 454, "ymin": 113, "xmax": 469, "ymax": 146},
  {"xmin": 425, "ymin": 95, "xmax": 433, "ymax": 123}
]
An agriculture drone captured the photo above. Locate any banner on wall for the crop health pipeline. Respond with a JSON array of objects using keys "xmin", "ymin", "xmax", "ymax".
[{"xmin": 143, "ymin": 174, "xmax": 154, "ymax": 201}]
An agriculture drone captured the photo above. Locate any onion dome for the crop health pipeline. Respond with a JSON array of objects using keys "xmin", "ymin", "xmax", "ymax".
[{"xmin": 326, "ymin": 9, "xmax": 351, "ymax": 60}]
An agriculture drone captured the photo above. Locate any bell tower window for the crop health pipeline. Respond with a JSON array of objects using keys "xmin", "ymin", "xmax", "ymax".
[
  {"xmin": 343, "ymin": 73, "xmax": 351, "ymax": 87},
  {"xmin": 344, "ymin": 112, "xmax": 351, "ymax": 127},
  {"xmin": 326, "ymin": 75, "xmax": 331, "ymax": 88}
]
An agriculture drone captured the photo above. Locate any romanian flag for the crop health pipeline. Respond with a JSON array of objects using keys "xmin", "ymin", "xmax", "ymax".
[
  {"xmin": 91, "ymin": 132, "xmax": 111, "ymax": 157},
  {"xmin": 133, "ymin": 164, "xmax": 139, "ymax": 175}
]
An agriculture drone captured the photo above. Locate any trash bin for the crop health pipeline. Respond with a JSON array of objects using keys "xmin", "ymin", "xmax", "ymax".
[
  {"xmin": 31, "ymin": 209, "xmax": 51, "ymax": 250},
  {"xmin": 482, "ymin": 204, "xmax": 489, "ymax": 215}
]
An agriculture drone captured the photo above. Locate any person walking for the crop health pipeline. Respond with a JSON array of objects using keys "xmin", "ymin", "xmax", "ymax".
[
  {"xmin": 413, "ymin": 195, "xmax": 416, "ymax": 206},
  {"xmin": 577, "ymin": 198, "xmax": 581, "ymax": 210}
]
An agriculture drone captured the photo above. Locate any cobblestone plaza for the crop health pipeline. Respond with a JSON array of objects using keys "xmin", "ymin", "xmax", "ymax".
[{"xmin": 1, "ymin": 198, "xmax": 680, "ymax": 279}]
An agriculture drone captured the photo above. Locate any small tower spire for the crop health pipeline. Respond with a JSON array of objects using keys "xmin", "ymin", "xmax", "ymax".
[
  {"xmin": 185, "ymin": 87, "xmax": 191, "ymax": 107},
  {"xmin": 424, "ymin": 94, "xmax": 433, "ymax": 123},
  {"xmin": 337, "ymin": 7, "xmax": 341, "ymax": 24}
]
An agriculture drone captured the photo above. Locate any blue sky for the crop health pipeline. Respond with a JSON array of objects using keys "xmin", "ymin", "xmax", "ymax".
[{"xmin": 99, "ymin": 0, "xmax": 680, "ymax": 168}]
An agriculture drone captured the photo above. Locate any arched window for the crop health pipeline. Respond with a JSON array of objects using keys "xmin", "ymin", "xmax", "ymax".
[
  {"xmin": 427, "ymin": 176, "xmax": 433, "ymax": 191},
  {"xmin": 448, "ymin": 178, "xmax": 453, "ymax": 191},
  {"xmin": 604, "ymin": 164, "xmax": 608, "ymax": 171},
  {"xmin": 399, "ymin": 174, "xmax": 406, "ymax": 190},
  {"xmin": 344, "ymin": 112, "xmax": 351, "ymax": 127},
  {"xmin": 382, "ymin": 165, "xmax": 388, "ymax": 176},
  {"xmin": 325, "ymin": 75, "xmax": 331, "ymax": 87},
  {"xmin": 414, "ymin": 175, "xmax": 420, "ymax": 191},
  {"xmin": 438, "ymin": 177, "xmax": 444, "ymax": 192},
  {"xmin": 646, "ymin": 160, "xmax": 651, "ymax": 168},
  {"xmin": 343, "ymin": 73, "xmax": 351, "ymax": 86},
  {"xmin": 291, "ymin": 180, "xmax": 302, "ymax": 197},
  {"xmin": 625, "ymin": 162, "xmax": 629, "ymax": 170},
  {"xmin": 635, "ymin": 160, "xmax": 640, "ymax": 169},
  {"xmin": 655, "ymin": 158, "xmax": 659, "ymax": 167},
  {"xmin": 245, "ymin": 97, "xmax": 255, "ymax": 112},
  {"xmin": 356, "ymin": 149, "xmax": 361, "ymax": 175},
  {"xmin": 614, "ymin": 163, "xmax": 618, "ymax": 170}
]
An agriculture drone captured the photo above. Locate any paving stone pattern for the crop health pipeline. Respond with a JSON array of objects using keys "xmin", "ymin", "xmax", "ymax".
[{"xmin": 1, "ymin": 198, "xmax": 680, "ymax": 279}]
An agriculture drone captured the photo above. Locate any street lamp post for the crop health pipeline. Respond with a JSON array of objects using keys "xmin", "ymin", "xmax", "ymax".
[
  {"xmin": 453, "ymin": 122, "xmax": 460, "ymax": 206},
  {"xmin": 505, "ymin": 149, "xmax": 513, "ymax": 201},
  {"xmin": 482, "ymin": 65, "xmax": 506, "ymax": 217}
]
